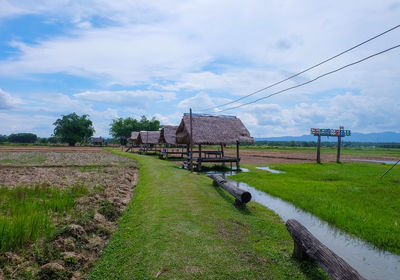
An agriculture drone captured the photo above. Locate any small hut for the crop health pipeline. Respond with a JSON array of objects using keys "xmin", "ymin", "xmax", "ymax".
[
  {"xmin": 158, "ymin": 125, "xmax": 185, "ymax": 158},
  {"xmin": 128, "ymin": 131, "xmax": 140, "ymax": 143},
  {"xmin": 175, "ymin": 114, "xmax": 253, "ymax": 170},
  {"xmin": 91, "ymin": 137, "xmax": 104, "ymax": 146},
  {"xmin": 138, "ymin": 131, "xmax": 161, "ymax": 154},
  {"xmin": 126, "ymin": 131, "xmax": 140, "ymax": 152}
]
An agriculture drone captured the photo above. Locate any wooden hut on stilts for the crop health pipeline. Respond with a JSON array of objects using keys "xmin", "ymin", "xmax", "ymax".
[
  {"xmin": 126, "ymin": 131, "xmax": 140, "ymax": 152},
  {"xmin": 138, "ymin": 131, "xmax": 161, "ymax": 154},
  {"xmin": 175, "ymin": 114, "xmax": 253, "ymax": 171},
  {"xmin": 158, "ymin": 126, "xmax": 186, "ymax": 159}
]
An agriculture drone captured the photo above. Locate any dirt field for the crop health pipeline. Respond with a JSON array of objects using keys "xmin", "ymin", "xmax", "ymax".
[
  {"xmin": 0, "ymin": 147, "xmax": 138, "ymax": 280},
  {"xmin": 224, "ymin": 149, "xmax": 399, "ymax": 164},
  {"xmin": 0, "ymin": 146, "xmax": 104, "ymax": 152}
]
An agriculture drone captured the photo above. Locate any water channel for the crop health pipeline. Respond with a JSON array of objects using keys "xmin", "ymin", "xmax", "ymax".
[
  {"xmin": 351, "ymin": 159, "xmax": 399, "ymax": 165},
  {"xmin": 207, "ymin": 167, "xmax": 400, "ymax": 280}
]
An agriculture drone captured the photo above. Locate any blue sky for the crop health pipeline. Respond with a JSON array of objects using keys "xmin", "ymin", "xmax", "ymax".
[{"xmin": 0, "ymin": 0, "xmax": 400, "ymax": 137}]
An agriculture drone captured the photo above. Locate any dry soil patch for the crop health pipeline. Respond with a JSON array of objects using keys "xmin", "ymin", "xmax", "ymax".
[{"xmin": 0, "ymin": 149, "xmax": 137, "ymax": 280}]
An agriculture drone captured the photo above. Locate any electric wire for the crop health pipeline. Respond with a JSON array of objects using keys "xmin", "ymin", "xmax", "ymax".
[
  {"xmin": 212, "ymin": 44, "xmax": 400, "ymax": 113},
  {"xmin": 197, "ymin": 24, "xmax": 400, "ymax": 112}
]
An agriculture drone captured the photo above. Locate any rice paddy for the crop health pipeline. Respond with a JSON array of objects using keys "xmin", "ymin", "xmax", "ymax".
[{"xmin": 0, "ymin": 184, "xmax": 88, "ymax": 251}]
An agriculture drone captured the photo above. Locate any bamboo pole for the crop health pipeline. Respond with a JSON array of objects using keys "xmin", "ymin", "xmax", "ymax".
[{"xmin": 380, "ymin": 159, "xmax": 400, "ymax": 178}]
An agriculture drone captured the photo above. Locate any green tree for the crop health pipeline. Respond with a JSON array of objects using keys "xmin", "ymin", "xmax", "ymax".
[
  {"xmin": 53, "ymin": 113, "xmax": 95, "ymax": 146},
  {"xmin": 0, "ymin": 135, "xmax": 8, "ymax": 143},
  {"xmin": 109, "ymin": 116, "xmax": 160, "ymax": 144},
  {"xmin": 8, "ymin": 133, "xmax": 37, "ymax": 143}
]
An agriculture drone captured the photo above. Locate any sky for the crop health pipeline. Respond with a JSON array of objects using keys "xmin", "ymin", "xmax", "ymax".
[{"xmin": 0, "ymin": 0, "xmax": 399, "ymax": 138}]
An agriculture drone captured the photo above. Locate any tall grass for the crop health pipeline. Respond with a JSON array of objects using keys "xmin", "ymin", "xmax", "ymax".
[{"xmin": 0, "ymin": 183, "xmax": 87, "ymax": 251}]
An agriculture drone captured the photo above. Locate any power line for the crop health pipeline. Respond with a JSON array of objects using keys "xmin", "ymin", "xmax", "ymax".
[
  {"xmin": 198, "ymin": 24, "xmax": 400, "ymax": 112},
  {"xmin": 213, "ymin": 44, "xmax": 400, "ymax": 113}
]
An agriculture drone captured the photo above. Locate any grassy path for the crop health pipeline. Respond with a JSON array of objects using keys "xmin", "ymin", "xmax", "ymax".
[
  {"xmin": 88, "ymin": 151, "xmax": 327, "ymax": 279},
  {"xmin": 231, "ymin": 163, "xmax": 400, "ymax": 255}
]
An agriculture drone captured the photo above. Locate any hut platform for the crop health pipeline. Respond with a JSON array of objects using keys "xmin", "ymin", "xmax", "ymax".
[
  {"xmin": 159, "ymin": 151, "xmax": 186, "ymax": 159},
  {"xmin": 182, "ymin": 156, "xmax": 239, "ymax": 171},
  {"xmin": 139, "ymin": 147, "xmax": 161, "ymax": 155}
]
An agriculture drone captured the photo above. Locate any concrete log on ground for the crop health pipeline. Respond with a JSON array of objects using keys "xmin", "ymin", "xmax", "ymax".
[
  {"xmin": 286, "ymin": 219, "xmax": 366, "ymax": 280},
  {"xmin": 209, "ymin": 174, "xmax": 251, "ymax": 204}
]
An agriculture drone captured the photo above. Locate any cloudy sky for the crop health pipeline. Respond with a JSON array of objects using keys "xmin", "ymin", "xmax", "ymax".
[{"xmin": 0, "ymin": 0, "xmax": 399, "ymax": 138}]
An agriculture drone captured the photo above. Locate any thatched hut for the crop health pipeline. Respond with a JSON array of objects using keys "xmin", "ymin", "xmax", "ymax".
[
  {"xmin": 159, "ymin": 125, "xmax": 185, "ymax": 159},
  {"xmin": 138, "ymin": 131, "xmax": 161, "ymax": 154},
  {"xmin": 125, "ymin": 131, "xmax": 140, "ymax": 152},
  {"xmin": 91, "ymin": 137, "xmax": 104, "ymax": 146},
  {"xmin": 128, "ymin": 131, "xmax": 140, "ymax": 143},
  {"xmin": 176, "ymin": 114, "xmax": 253, "ymax": 145},
  {"xmin": 159, "ymin": 125, "xmax": 178, "ymax": 145},
  {"xmin": 176, "ymin": 114, "xmax": 253, "ymax": 170},
  {"xmin": 138, "ymin": 131, "xmax": 160, "ymax": 145}
]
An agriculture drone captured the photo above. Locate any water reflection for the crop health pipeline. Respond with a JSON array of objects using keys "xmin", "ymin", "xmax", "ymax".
[
  {"xmin": 256, "ymin": 166, "xmax": 286, "ymax": 173},
  {"xmin": 352, "ymin": 159, "xmax": 399, "ymax": 165}
]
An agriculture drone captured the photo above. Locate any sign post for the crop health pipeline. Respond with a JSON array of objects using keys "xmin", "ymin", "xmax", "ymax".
[{"xmin": 311, "ymin": 127, "xmax": 351, "ymax": 164}]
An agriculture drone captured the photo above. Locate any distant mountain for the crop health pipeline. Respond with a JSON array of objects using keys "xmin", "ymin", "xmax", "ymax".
[{"xmin": 255, "ymin": 131, "xmax": 400, "ymax": 143}]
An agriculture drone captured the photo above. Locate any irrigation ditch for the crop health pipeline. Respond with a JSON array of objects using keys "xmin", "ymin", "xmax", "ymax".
[{"xmin": 206, "ymin": 166, "xmax": 400, "ymax": 280}]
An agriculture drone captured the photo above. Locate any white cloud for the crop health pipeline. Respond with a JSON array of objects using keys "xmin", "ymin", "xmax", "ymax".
[
  {"xmin": 238, "ymin": 90, "xmax": 400, "ymax": 137},
  {"xmin": 0, "ymin": 89, "xmax": 22, "ymax": 109},
  {"xmin": 1, "ymin": 0, "xmax": 400, "ymax": 137},
  {"xmin": 74, "ymin": 90, "xmax": 175, "ymax": 106},
  {"xmin": 177, "ymin": 92, "xmax": 215, "ymax": 110},
  {"xmin": 0, "ymin": 0, "xmax": 27, "ymax": 19}
]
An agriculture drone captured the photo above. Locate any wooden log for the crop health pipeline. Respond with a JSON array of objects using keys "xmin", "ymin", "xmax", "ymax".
[
  {"xmin": 286, "ymin": 219, "xmax": 366, "ymax": 280},
  {"xmin": 209, "ymin": 174, "xmax": 251, "ymax": 204}
]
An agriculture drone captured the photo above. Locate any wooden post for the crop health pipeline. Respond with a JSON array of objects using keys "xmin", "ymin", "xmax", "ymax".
[
  {"xmin": 316, "ymin": 134, "xmax": 321, "ymax": 164},
  {"xmin": 146, "ymin": 132, "xmax": 149, "ymax": 154},
  {"xmin": 236, "ymin": 140, "xmax": 240, "ymax": 170},
  {"xmin": 337, "ymin": 135, "xmax": 341, "ymax": 163},
  {"xmin": 286, "ymin": 219, "xmax": 366, "ymax": 280},
  {"xmin": 221, "ymin": 143, "xmax": 225, "ymax": 167},
  {"xmin": 190, "ymin": 108, "xmax": 194, "ymax": 172},
  {"xmin": 198, "ymin": 144, "xmax": 202, "ymax": 171}
]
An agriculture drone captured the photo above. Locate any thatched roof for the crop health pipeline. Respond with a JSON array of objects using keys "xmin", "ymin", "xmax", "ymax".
[
  {"xmin": 175, "ymin": 114, "xmax": 254, "ymax": 145},
  {"xmin": 128, "ymin": 131, "xmax": 140, "ymax": 142},
  {"xmin": 138, "ymin": 131, "xmax": 161, "ymax": 145},
  {"xmin": 159, "ymin": 125, "xmax": 178, "ymax": 144},
  {"xmin": 91, "ymin": 137, "xmax": 103, "ymax": 143}
]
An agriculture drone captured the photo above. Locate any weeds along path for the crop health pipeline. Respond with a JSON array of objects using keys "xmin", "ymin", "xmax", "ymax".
[{"xmin": 88, "ymin": 150, "xmax": 328, "ymax": 280}]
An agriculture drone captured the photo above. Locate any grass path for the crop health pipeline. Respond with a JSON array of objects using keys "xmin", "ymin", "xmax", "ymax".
[
  {"xmin": 231, "ymin": 162, "xmax": 400, "ymax": 255},
  {"xmin": 88, "ymin": 150, "xmax": 327, "ymax": 279}
]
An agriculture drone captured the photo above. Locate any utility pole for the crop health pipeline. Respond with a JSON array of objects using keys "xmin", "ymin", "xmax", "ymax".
[
  {"xmin": 190, "ymin": 108, "xmax": 194, "ymax": 172},
  {"xmin": 337, "ymin": 126, "xmax": 343, "ymax": 163},
  {"xmin": 316, "ymin": 134, "xmax": 321, "ymax": 164}
]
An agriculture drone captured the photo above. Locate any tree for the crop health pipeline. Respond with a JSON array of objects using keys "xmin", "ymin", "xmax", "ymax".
[
  {"xmin": 109, "ymin": 116, "xmax": 161, "ymax": 145},
  {"xmin": 8, "ymin": 133, "xmax": 37, "ymax": 143},
  {"xmin": 0, "ymin": 135, "xmax": 8, "ymax": 143},
  {"xmin": 53, "ymin": 113, "xmax": 95, "ymax": 146}
]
